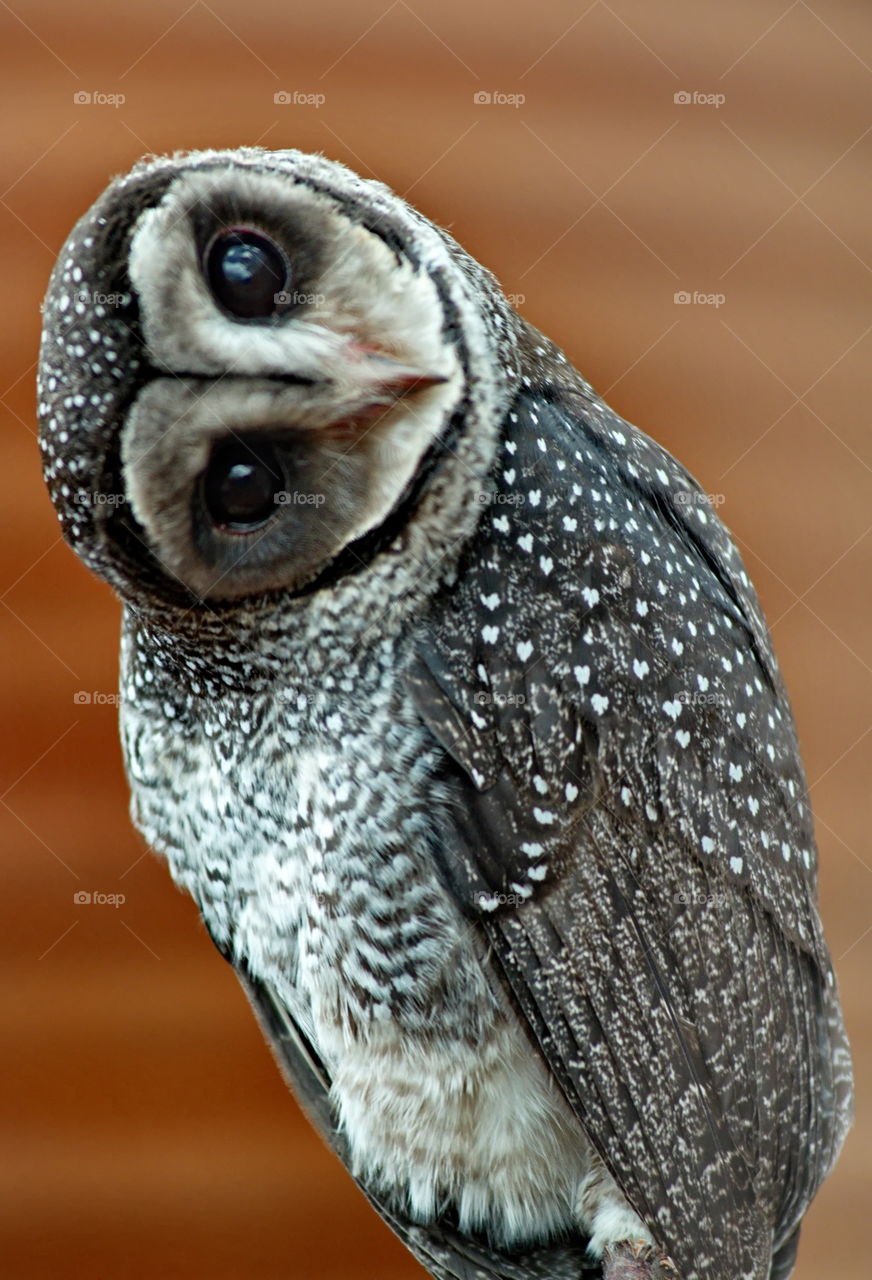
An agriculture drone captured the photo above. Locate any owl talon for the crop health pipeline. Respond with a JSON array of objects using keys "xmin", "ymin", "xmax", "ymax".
[{"xmin": 602, "ymin": 1241, "xmax": 681, "ymax": 1280}]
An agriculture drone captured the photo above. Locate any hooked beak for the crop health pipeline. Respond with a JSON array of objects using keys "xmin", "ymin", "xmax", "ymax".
[{"xmin": 348, "ymin": 345, "xmax": 450, "ymax": 400}]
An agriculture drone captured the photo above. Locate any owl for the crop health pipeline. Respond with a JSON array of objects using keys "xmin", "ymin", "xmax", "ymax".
[{"xmin": 38, "ymin": 148, "xmax": 852, "ymax": 1280}]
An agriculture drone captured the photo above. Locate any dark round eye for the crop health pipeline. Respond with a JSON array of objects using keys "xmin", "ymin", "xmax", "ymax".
[
  {"xmin": 205, "ymin": 228, "xmax": 290, "ymax": 320},
  {"xmin": 203, "ymin": 441, "xmax": 283, "ymax": 531}
]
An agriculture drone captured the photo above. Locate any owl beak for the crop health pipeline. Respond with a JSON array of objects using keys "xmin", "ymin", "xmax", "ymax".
[{"xmin": 350, "ymin": 346, "xmax": 450, "ymax": 400}]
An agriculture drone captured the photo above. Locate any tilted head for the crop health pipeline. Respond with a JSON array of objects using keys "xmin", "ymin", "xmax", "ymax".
[{"xmin": 38, "ymin": 148, "xmax": 524, "ymax": 614}]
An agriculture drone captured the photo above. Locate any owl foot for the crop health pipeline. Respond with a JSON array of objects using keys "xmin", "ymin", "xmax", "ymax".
[{"xmin": 602, "ymin": 1239, "xmax": 681, "ymax": 1280}]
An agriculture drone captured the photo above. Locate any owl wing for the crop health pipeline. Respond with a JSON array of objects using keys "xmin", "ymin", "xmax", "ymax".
[
  {"xmin": 238, "ymin": 969, "xmax": 599, "ymax": 1280},
  {"xmin": 406, "ymin": 385, "xmax": 851, "ymax": 1280}
]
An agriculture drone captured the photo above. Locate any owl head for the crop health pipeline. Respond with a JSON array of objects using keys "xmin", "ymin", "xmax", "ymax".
[{"xmin": 38, "ymin": 148, "xmax": 523, "ymax": 611}]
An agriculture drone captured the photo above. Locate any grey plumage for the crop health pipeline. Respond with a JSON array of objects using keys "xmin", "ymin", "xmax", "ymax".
[{"xmin": 38, "ymin": 147, "xmax": 852, "ymax": 1280}]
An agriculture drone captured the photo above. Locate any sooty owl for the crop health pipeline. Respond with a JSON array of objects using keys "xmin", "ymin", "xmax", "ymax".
[{"xmin": 38, "ymin": 148, "xmax": 852, "ymax": 1280}]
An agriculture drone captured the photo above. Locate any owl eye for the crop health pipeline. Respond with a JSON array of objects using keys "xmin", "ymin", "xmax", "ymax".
[
  {"xmin": 202, "ymin": 440, "xmax": 284, "ymax": 531},
  {"xmin": 205, "ymin": 228, "xmax": 290, "ymax": 320}
]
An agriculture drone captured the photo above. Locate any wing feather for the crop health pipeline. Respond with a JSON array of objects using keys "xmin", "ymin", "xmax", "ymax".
[{"xmin": 407, "ymin": 385, "xmax": 851, "ymax": 1280}]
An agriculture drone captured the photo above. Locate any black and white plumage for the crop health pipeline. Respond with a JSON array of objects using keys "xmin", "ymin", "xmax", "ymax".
[{"xmin": 38, "ymin": 147, "xmax": 852, "ymax": 1280}]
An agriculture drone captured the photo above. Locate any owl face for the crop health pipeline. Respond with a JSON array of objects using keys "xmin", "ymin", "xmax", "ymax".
[{"xmin": 39, "ymin": 149, "xmax": 516, "ymax": 607}]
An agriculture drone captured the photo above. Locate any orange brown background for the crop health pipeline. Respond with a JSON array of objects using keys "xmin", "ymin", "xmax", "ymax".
[{"xmin": 1, "ymin": 2, "xmax": 869, "ymax": 1277}]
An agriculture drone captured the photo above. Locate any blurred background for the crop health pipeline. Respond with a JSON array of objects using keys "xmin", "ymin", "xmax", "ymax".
[{"xmin": 2, "ymin": 2, "xmax": 869, "ymax": 1277}]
